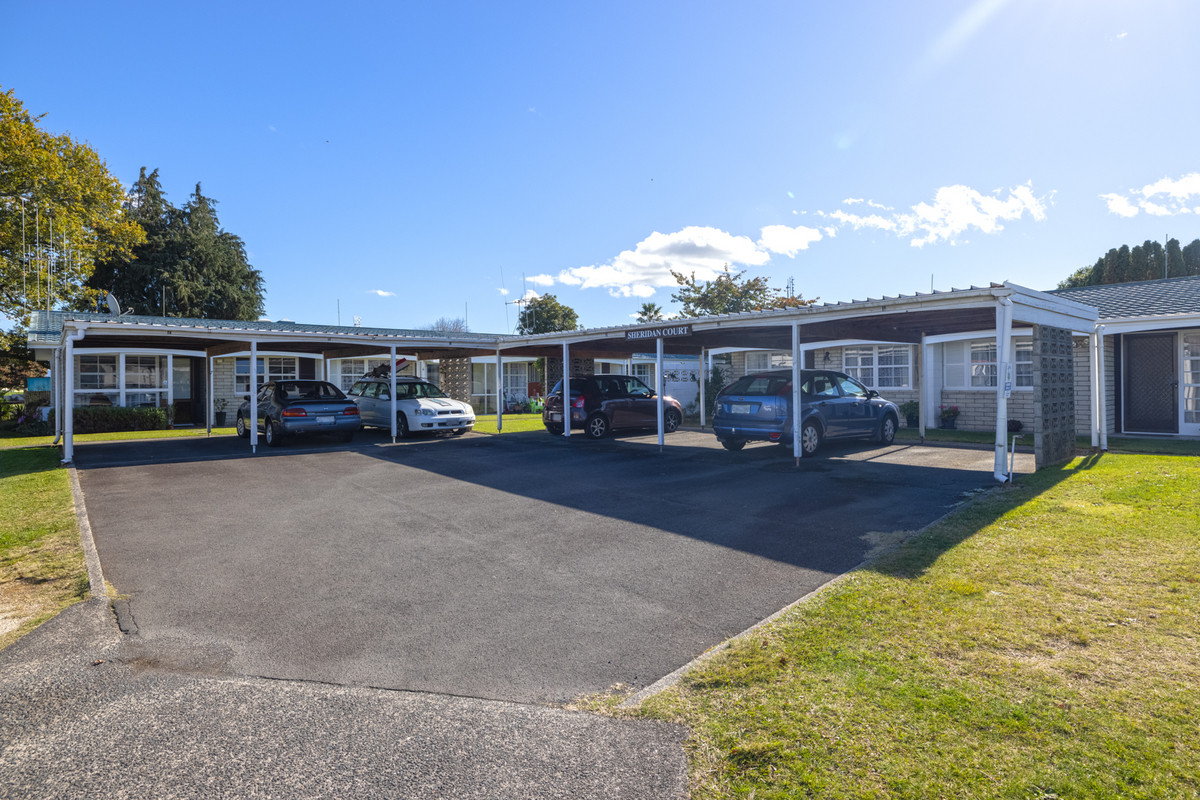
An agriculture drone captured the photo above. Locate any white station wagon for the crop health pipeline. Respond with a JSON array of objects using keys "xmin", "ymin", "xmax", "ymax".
[{"xmin": 346, "ymin": 376, "xmax": 476, "ymax": 438}]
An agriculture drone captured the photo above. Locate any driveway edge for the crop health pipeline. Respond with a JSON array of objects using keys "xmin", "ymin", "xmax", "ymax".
[{"xmin": 68, "ymin": 465, "xmax": 107, "ymax": 599}]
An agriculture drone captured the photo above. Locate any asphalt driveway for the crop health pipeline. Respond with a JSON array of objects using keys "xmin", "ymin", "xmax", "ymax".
[{"xmin": 72, "ymin": 429, "xmax": 1029, "ymax": 704}]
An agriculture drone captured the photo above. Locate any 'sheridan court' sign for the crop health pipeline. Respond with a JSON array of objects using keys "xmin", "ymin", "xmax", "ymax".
[{"xmin": 625, "ymin": 325, "xmax": 692, "ymax": 341}]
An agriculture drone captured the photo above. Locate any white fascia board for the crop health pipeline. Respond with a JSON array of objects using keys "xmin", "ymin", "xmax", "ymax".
[
  {"xmin": 923, "ymin": 329, "xmax": 1036, "ymax": 345},
  {"xmin": 469, "ymin": 355, "xmax": 537, "ymax": 364},
  {"xmin": 211, "ymin": 350, "xmax": 324, "ymax": 360},
  {"xmin": 63, "ymin": 321, "xmax": 505, "ymax": 350},
  {"xmin": 1096, "ymin": 316, "xmax": 1200, "ymax": 335},
  {"xmin": 73, "ymin": 346, "xmax": 216, "ymax": 358}
]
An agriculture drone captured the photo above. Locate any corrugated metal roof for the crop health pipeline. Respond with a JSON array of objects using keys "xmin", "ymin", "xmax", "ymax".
[
  {"xmin": 1049, "ymin": 274, "xmax": 1200, "ymax": 320},
  {"xmin": 27, "ymin": 310, "xmax": 512, "ymax": 345}
]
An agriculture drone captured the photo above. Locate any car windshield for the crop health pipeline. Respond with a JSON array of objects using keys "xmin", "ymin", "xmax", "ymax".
[
  {"xmin": 277, "ymin": 381, "xmax": 346, "ymax": 401},
  {"xmin": 397, "ymin": 382, "xmax": 448, "ymax": 399}
]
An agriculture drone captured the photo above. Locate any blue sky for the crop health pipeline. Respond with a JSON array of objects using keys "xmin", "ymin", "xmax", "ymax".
[{"xmin": 5, "ymin": 0, "xmax": 1199, "ymax": 334}]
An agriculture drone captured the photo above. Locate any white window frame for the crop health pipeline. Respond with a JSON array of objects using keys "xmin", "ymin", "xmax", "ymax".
[
  {"xmin": 843, "ymin": 344, "xmax": 913, "ymax": 390},
  {"xmin": 235, "ymin": 356, "xmax": 298, "ymax": 395},
  {"xmin": 745, "ymin": 350, "xmax": 793, "ymax": 372},
  {"xmin": 942, "ymin": 336, "xmax": 1033, "ymax": 390}
]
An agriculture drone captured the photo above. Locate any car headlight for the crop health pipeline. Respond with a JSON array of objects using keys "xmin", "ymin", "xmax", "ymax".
[{"xmin": 418, "ymin": 408, "xmax": 436, "ymax": 416}]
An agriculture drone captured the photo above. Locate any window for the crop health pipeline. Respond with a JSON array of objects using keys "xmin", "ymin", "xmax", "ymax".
[
  {"xmin": 746, "ymin": 351, "xmax": 793, "ymax": 371},
  {"xmin": 943, "ymin": 338, "xmax": 1033, "ymax": 389},
  {"xmin": 504, "ymin": 362, "xmax": 529, "ymax": 401},
  {"xmin": 632, "ymin": 363, "xmax": 655, "ymax": 388},
  {"xmin": 236, "ymin": 356, "xmax": 297, "ymax": 394},
  {"xmin": 336, "ymin": 358, "xmax": 390, "ymax": 392},
  {"xmin": 843, "ymin": 345, "xmax": 912, "ymax": 389},
  {"xmin": 125, "ymin": 355, "xmax": 165, "ymax": 389},
  {"xmin": 76, "ymin": 355, "xmax": 117, "ymax": 390}
]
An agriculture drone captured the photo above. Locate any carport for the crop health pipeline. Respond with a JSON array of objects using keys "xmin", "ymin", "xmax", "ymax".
[
  {"xmin": 42, "ymin": 282, "xmax": 1097, "ymax": 480},
  {"xmin": 494, "ymin": 282, "xmax": 1098, "ymax": 481}
]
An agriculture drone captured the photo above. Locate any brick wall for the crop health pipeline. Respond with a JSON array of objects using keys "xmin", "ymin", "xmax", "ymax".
[
  {"xmin": 936, "ymin": 389, "xmax": 1035, "ymax": 431},
  {"xmin": 1069, "ymin": 334, "xmax": 1117, "ymax": 438}
]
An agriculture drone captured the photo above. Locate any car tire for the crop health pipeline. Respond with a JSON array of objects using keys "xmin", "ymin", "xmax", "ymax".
[
  {"xmin": 719, "ymin": 437, "xmax": 746, "ymax": 451},
  {"xmin": 801, "ymin": 420, "xmax": 822, "ymax": 457},
  {"xmin": 396, "ymin": 412, "xmax": 410, "ymax": 439},
  {"xmin": 235, "ymin": 414, "xmax": 249, "ymax": 439},
  {"xmin": 545, "ymin": 424, "xmax": 563, "ymax": 435},
  {"xmin": 452, "ymin": 428, "xmax": 467, "ymax": 436},
  {"xmin": 584, "ymin": 412, "xmax": 610, "ymax": 439},
  {"xmin": 664, "ymin": 408, "xmax": 682, "ymax": 433},
  {"xmin": 876, "ymin": 414, "xmax": 898, "ymax": 445},
  {"xmin": 264, "ymin": 418, "xmax": 283, "ymax": 447}
]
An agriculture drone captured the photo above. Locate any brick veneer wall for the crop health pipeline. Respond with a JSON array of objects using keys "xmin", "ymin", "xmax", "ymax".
[
  {"xmin": 1033, "ymin": 325, "xmax": 1076, "ymax": 468},
  {"xmin": 1070, "ymin": 334, "xmax": 1117, "ymax": 438}
]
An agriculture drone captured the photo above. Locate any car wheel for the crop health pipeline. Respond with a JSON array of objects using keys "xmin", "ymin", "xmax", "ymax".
[
  {"xmin": 664, "ymin": 408, "xmax": 682, "ymax": 433},
  {"xmin": 452, "ymin": 428, "xmax": 467, "ymax": 436},
  {"xmin": 877, "ymin": 414, "xmax": 898, "ymax": 445},
  {"xmin": 545, "ymin": 424, "xmax": 563, "ymax": 436},
  {"xmin": 720, "ymin": 438, "xmax": 746, "ymax": 451},
  {"xmin": 584, "ymin": 412, "xmax": 610, "ymax": 439},
  {"xmin": 396, "ymin": 412, "xmax": 410, "ymax": 439},
  {"xmin": 801, "ymin": 420, "xmax": 822, "ymax": 456},
  {"xmin": 236, "ymin": 414, "xmax": 248, "ymax": 439},
  {"xmin": 264, "ymin": 418, "xmax": 283, "ymax": 447}
]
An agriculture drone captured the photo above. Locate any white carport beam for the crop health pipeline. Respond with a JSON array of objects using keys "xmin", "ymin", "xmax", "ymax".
[
  {"xmin": 207, "ymin": 356, "xmax": 214, "ymax": 434},
  {"xmin": 699, "ymin": 347, "xmax": 707, "ymax": 429},
  {"xmin": 993, "ymin": 298, "xmax": 1013, "ymax": 482},
  {"xmin": 1089, "ymin": 331, "xmax": 1100, "ymax": 448},
  {"xmin": 1097, "ymin": 327, "xmax": 1108, "ymax": 451},
  {"xmin": 919, "ymin": 334, "xmax": 931, "ymax": 439}
]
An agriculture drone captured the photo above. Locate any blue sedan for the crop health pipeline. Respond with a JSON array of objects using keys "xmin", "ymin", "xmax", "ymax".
[
  {"xmin": 236, "ymin": 380, "xmax": 362, "ymax": 446},
  {"xmin": 712, "ymin": 369, "xmax": 900, "ymax": 456}
]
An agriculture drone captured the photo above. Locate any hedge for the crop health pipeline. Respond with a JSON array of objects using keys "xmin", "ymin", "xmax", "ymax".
[{"xmin": 48, "ymin": 406, "xmax": 169, "ymax": 434}]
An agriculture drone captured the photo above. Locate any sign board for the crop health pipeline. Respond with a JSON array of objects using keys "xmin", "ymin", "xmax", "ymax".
[{"xmin": 625, "ymin": 325, "xmax": 692, "ymax": 341}]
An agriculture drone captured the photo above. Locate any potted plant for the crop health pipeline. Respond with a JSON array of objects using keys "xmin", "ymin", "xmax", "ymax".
[
  {"xmin": 898, "ymin": 400, "xmax": 920, "ymax": 428},
  {"xmin": 938, "ymin": 404, "xmax": 960, "ymax": 429},
  {"xmin": 214, "ymin": 398, "xmax": 228, "ymax": 427}
]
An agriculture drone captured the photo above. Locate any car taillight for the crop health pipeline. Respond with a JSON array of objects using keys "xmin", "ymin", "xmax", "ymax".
[
  {"xmin": 572, "ymin": 395, "xmax": 585, "ymax": 409},
  {"xmin": 282, "ymin": 408, "xmax": 307, "ymax": 417},
  {"xmin": 343, "ymin": 406, "xmax": 359, "ymax": 415}
]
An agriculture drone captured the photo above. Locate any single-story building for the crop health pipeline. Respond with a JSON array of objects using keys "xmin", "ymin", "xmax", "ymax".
[{"xmin": 29, "ymin": 276, "xmax": 1196, "ymax": 478}]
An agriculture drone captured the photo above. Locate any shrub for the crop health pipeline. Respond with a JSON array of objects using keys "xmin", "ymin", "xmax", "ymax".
[{"xmin": 48, "ymin": 406, "xmax": 168, "ymax": 434}]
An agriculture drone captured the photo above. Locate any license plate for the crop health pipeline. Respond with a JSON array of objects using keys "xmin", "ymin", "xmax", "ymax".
[
  {"xmin": 731, "ymin": 403, "xmax": 755, "ymax": 414},
  {"xmin": 316, "ymin": 415, "xmax": 335, "ymax": 425},
  {"xmin": 549, "ymin": 412, "xmax": 562, "ymax": 422}
]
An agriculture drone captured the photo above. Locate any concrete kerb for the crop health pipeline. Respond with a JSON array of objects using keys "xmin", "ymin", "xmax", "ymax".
[
  {"xmin": 618, "ymin": 486, "xmax": 1004, "ymax": 710},
  {"xmin": 68, "ymin": 465, "xmax": 107, "ymax": 600}
]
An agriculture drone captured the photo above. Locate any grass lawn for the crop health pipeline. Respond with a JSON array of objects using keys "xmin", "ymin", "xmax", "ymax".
[
  {"xmin": 0, "ymin": 426, "xmax": 238, "ymax": 449},
  {"xmin": 637, "ymin": 453, "xmax": 1200, "ymax": 799},
  {"xmin": 0, "ymin": 448, "xmax": 89, "ymax": 649},
  {"xmin": 472, "ymin": 413, "xmax": 546, "ymax": 435}
]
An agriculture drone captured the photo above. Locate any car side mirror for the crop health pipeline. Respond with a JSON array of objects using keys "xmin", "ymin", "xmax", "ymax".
[{"xmin": 867, "ymin": 390, "xmax": 879, "ymax": 398}]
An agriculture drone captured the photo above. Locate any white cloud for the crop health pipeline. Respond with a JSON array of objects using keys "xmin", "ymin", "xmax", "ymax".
[
  {"xmin": 525, "ymin": 273, "xmax": 555, "ymax": 286},
  {"xmin": 497, "ymin": 287, "xmax": 510, "ymax": 296},
  {"xmin": 558, "ymin": 226, "xmax": 769, "ymax": 298},
  {"xmin": 1101, "ymin": 172, "xmax": 1200, "ymax": 217},
  {"xmin": 759, "ymin": 225, "xmax": 823, "ymax": 257},
  {"xmin": 522, "ymin": 289, "xmax": 540, "ymax": 301},
  {"xmin": 369, "ymin": 289, "xmax": 395, "ymax": 297},
  {"xmin": 903, "ymin": 182, "xmax": 1049, "ymax": 247}
]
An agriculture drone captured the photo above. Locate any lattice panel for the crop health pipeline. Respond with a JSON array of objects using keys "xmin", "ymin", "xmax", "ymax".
[{"xmin": 1033, "ymin": 325, "xmax": 1077, "ymax": 468}]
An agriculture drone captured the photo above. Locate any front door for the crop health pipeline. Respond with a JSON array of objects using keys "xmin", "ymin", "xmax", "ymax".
[
  {"xmin": 1183, "ymin": 332, "xmax": 1200, "ymax": 436},
  {"xmin": 1123, "ymin": 333, "xmax": 1178, "ymax": 433}
]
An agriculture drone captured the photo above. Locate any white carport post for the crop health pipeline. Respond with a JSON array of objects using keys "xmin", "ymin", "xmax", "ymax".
[
  {"xmin": 1097, "ymin": 325, "xmax": 1108, "ymax": 451},
  {"xmin": 562, "ymin": 341, "xmax": 571, "ymax": 438},
  {"xmin": 62, "ymin": 336, "xmax": 75, "ymax": 463},
  {"xmin": 993, "ymin": 297, "xmax": 1014, "ymax": 482},
  {"xmin": 495, "ymin": 349, "xmax": 503, "ymax": 431},
  {"xmin": 656, "ymin": 336, "xmax": 665, "ymax": 449},
  {"xmin": 699, "ymin": 347, "xmax": 707, "ymax": 429},
  {"xmin": 207, "ymin": 356, "xmax": 214, "ymax": 434},
  {"xmin": 390, "ymin": 344, "xmax": 398, "ymax": 443},
  {"xmin": 249, "ymin": 340, "xmax": 258, "ymax": 454},
  {"xmin": 1089, "ymin": 329, "xmax": 1100, "ymax": 448},
  {"xmin": 792, "ymin": 322, "xmax": 803, "ymax": 464},
  {"xmin": 919, "ymin": 333, "xmax": 932, "ymax": 439}
]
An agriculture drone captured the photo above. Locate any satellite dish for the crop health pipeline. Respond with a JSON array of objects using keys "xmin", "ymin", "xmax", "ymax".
[{"xmin": 105, "ymin": 293, "xmax": 122, "ymax": 316}]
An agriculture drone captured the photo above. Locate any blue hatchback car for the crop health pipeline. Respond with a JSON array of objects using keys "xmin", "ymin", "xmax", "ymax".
[{"xmin": 712, "ymin": 369, "xmax": 900, "ymax": 456}]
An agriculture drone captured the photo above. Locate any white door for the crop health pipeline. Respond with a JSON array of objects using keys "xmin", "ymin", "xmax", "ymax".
[{"xmin": 1182, "ymin": 332, "xmax": 1200, "ymax": 436}]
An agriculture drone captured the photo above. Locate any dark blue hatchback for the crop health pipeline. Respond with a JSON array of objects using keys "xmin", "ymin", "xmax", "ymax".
[{"xmin": 712, "ymin": 369, "xmax": 900, "ymax": 455}]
